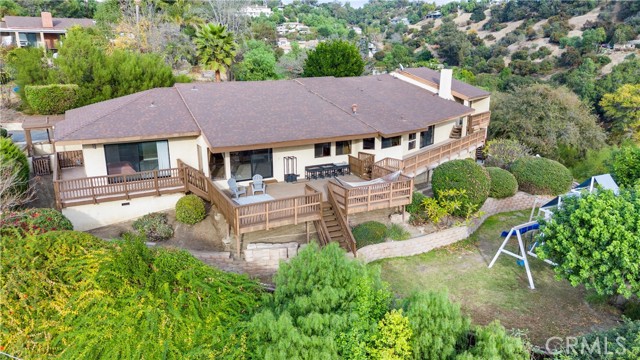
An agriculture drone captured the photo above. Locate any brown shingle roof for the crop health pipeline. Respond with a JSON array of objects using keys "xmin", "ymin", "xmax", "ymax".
[
  {"xmin": 297, "ymin": 75, "xmax": 473, "ymax": 136},
  {"xmin": 175, "ymin": 81, "xmax": 376, "ymax": 150},
  {"xmin": 55, "ymin": 75, "xmax": 476, "ymax": 148},
  {"xmin": 2, "ymin": 16, "xmax": 93, "ymax": 31},
  {"xmin": 402, "ymin": 67, "xmax": 491, "ymax": 100},
  {"xmin": 55, "ymin": 88, "xmax": 200, "ymax": 143}
]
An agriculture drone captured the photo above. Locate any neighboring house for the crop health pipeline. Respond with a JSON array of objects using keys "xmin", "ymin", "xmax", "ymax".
[
  {"xmin": 51, "ymin": 69, "xmax": 490, "ymax": 254},
  {"xmin": 276, "ymin": 22, "xmax": 310, "ymax": 35},
  {"xmin": 241, "ymin": 5, "xmax": 273, "ymax": 18},
  {"xmin": 0, "ymin": 12, "xmax": 93, "ymax": 51},
  {"xmin": 425, "ymin": 11, "xmax": 442, "ymax": 19},
  {"xmin": 277, "ymin": 37, "xmax": 319, "ymax": 54},
  {"xmin": 390, "ymin": 17, "xmax": 410, "ymax": 26},
  {"xmin": 350, "ymin": 26, "xmax": 363, "ymax": 35}
]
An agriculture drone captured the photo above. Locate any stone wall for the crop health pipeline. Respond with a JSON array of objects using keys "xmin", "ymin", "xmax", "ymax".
[{"xmin": 355, "ymin": 192, "xmax": 554, "ymax": 263}]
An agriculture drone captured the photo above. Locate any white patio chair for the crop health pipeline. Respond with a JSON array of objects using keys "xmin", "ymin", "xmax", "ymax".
[
  {"xmin": 251, "ymin": 174, "xmax": 266, "ymax": 195},
  {"xmin": 228, "ymin": 177, "xmax": 246, "ymax": 199}
]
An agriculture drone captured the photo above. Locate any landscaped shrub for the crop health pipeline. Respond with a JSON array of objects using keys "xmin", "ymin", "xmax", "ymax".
[
  {"xmin": 624, "ymin": 301, "xmax": 640, "ymax": 321},
  {"xmin": 402, "ymin": 291, "xmax": 470, "ymax": 360},
  {"xmin": 510, "ymin": 157, "xmax": 573, "ymax": 195},
  {"xmin": 431, "ymin": 159, "xmax": 491, "ymax": 216},
  {"xmin": 607, "ymin": 146, "xmax": 640, "ymax": 188},
  {"xmin": 0, "ymin": 208, "xmax": 72, "ymax": 235},
  {"xmin": 486, "ymin": 167, "xmax": 518, "ymax": 198},
  {"xmin": 352, "ymin": 221, "xmax": 387, "ymax": 248},
  {"xmin": 1, "ymin": 230, "xmax": 264, "ymax": 359},
  {"xmin": 132, "ymin": 212, "xmax": 173, "ymax": 241},
  {"xmin": 483, "ymin": 138, "xmax": 530, "ymax": 169},
  {"xmin": 0, "ymin": 127, "xmax": 7, "ymax": 137},
  {"xmin": 555, "ymin": 320, "xmax": 640, "ymax": 359},
  {"xmin": 461, "ymin": 321, "xmax": 529, "ymax": 359},
  {"xmin": 0, "ymin": 137, "xmax": 29, "ymax": 194},
  {"xmin": 387, "ymin": 223, "xmax": 411, "ymax": 241},
  {"xmin": 407, "ymin": 191, "xmax": 427, "ymax": 214},
  {"xmin": 175, "ymin": 194, "xmax": 206, "ymax": 224},
  {"xmin": 24, "ymin": 84, "xmax": 79, "ymax": 115}
]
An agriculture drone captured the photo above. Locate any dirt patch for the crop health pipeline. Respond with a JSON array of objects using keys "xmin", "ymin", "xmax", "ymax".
[{"xmin": 87, "ymin": 205, "xmax": 229, "ymax": 252}]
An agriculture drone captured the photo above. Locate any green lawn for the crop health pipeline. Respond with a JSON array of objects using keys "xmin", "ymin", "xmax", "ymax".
[{"xmin": 372, "ymin": 210, "xmax": 621, "ymax": 346}]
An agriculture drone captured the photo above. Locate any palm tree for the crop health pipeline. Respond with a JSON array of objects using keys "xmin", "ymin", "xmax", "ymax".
[{"xmin": 194, "ymin": 23, "xmax": 237, "ymax": 82}]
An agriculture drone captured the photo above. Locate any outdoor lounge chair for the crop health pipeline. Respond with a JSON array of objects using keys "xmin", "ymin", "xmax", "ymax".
[
  {"xmin": 228, "ymin": 177, "xmax": 246, "ymax": 199},
  {"xmin": 251, "ymin": 174, "xmax": 266, "ymax": 195}
]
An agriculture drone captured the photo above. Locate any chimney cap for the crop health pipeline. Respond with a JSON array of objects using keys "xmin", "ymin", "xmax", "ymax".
[{"xmin": 351, "ymin": 103, "xmax": 358, "ymax": 114}]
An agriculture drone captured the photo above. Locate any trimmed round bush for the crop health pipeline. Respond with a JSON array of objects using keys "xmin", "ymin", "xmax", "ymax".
[
  {"xmin": 24, "ymin": 84, "xmax": 79, "ymax": 115},
  {"xmin": 0, "ymin": 127, "xmax": 8, "ymax": 137},
  {"xmin": 486, "ymin": 167, "xmax": 518, "ymax": 199},
  {"xmin": 352, "ymin": 221, "xmax": 387, "ymax": 248},
  {"xmin": 407, "ymin": 191, "xmax": 427, "ymax": 214},
  {"xmin": 0, "ymin": 208, "xmax": 73, "ymax": 235},
  {"xmin": 175, "ymin": 194, "xmax": 206, "ymax": 225},
  {"xmin": 0, "ymin": 137, "xmax": 29, "ymax": 194},
  {"xmin": 431, "ymin": 159, "xmax": 491, "ymax": 216},
  {"xmin": 510, "ymin": 157, "xmax": 572, "ymax": 195},
  {"xmin": 132, "ymin": 212, "xmax": 174, "ymax": 241}
]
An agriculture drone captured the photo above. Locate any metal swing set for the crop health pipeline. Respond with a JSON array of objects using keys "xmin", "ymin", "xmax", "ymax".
[{"xmin": 487, "ymin": 174, "xmax": 619, "ymax": 290}]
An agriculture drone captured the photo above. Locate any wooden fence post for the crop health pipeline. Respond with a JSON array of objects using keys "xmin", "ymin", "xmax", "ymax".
[{"xmin": 154, "ymin": 170, "xmax": 160, "ymax": 196}]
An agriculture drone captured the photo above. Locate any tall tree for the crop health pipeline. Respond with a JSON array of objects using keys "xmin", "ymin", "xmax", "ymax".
[
  {"xmin": 234, "ymin": 40, "xmax": 279, "ymax": 81},
  {"xmin": 600, "ymin": 84, "xmax": 640, "ymax": 141},
  {"xmin": 489, "ymin": 84, "xmax": 606, "ymax": 164},
  {"xmin": 435, "ymin": 17, "xmax": 472, "ymax": 66},
  {"xmin": 194, "ymin": 23, "xmax": 237, "ymax": 82},
  {"xmin": 303, "ymin": 39, "xmax": 364, "ymax": 77}
]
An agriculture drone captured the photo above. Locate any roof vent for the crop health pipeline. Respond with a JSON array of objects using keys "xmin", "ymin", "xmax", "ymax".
[
  {"xmin": 351, "ymin": 104, "xmax": 358, "ymax": 114},
  {"xmin": 149, "ymin": 101, "xmax": 156, "ymax": 108},
  {"xmin": 191, "ymin": 85, "xmax": 198, "ymax": 91}
]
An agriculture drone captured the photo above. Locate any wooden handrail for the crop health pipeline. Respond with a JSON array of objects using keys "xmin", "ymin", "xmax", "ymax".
[
  {"xmin": 327, "ymin": 174, "xmax": 413, "ymax": 216},
  {"xmin": 327, "ymin": 185, "xmax": 357, "ymax": 256}
]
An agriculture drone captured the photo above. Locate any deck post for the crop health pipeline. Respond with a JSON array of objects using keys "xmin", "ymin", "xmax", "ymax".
[
  {"xmin": 235, "ymin": 234, "xmax": 241, "ymax": 258},
  {"xmin": 306, "ymin": 221, "xmax": 310, "ymax": 243},
  {"xmin": 154, "ymin": 170, "xmax": 160, "ymax": 196},
  {"xmin": 53, "ymin": 180, "xmax": 62, "ymax": 210},
  {"xmin": 123, "ymin": 174, "xmax": 130, "ymax": 200}
]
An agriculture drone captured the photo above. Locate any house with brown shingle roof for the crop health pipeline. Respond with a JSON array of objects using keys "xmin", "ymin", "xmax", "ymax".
[
  {"xmin": 0, "ymin": 12, "xmax": 93, "ymax": 51},
  {"xmin": 51, "ymin": 69, "xmax": 491, "ymax": 240}
]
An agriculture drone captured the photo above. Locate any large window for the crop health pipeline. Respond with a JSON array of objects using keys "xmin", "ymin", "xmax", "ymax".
[
  {"xmin": 381, "ymin": 136, "xmax": 401, "ymax": 149},
  {"xmin": 104, "ymin": 140, "xmax": 170, "ymax": 175},
  {"xmin": 336, "ymin": 140, "xmax": 352, "ymax": 155},
  {"xmin": 230, "ymin": 148, "xmax": 273, "ymax": 181},
  {"xmin": 363, "ymin": 137, "xmax": 375, "ymax": 150},
  {"xmin": 420, "ymin": 126, "xmax": 435, "ymax": 148},
  {"xmin": 408, "ymin": 133, "xmax": 416, "ymax": 150},
  {"xmin": 315, "ymin": 142, "xmax": 331, "ymax": 158}
]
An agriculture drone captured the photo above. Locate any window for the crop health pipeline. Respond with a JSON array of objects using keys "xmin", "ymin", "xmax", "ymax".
[
  {"xmin": 381, "ymin": 136, "xmax": 401, "ymax": 149},
  {"xmin": 104, "ymin": 140, "xmax": 170, "ymax": 175},
  {"xmin": 408, "ymin": 133, "xmax": 416, "ymax": 150},
  {"xmin": 230, "ymin": 148, "xmax": 273, "ymax": 181},
  {"xmin": 420, "ymin": 126, "xmax": 435, "ymax": 148},
  {"xmin": 363, "ymin": 137, "xmax": 375, "ymax": 150},
  {"xmin": 315, "ymin": 142, "xmax": 331, "ymax": 158},
  {"xmin": 336, "ymin": 140, "xmax": 352, "ymax": 155}
]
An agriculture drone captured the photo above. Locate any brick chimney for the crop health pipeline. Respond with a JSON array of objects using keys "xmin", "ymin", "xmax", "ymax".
[
  {"xmin": 438, "ymin": 69, "xmax": 453, "ymax": 100},
  {"xmin": 41, "ymin": 12, "xmax": 53, "ymax": 28}
]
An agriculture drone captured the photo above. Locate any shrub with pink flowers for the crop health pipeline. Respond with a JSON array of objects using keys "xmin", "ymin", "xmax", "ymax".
[{"xmin": 0, "ymin": 208, "xmax": 73, "ymax": 235}]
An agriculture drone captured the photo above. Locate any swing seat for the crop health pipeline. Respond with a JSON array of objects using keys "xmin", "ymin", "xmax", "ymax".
[{"xmin": 500, "ymin": 230, "xmax": 509, "ymax": 237}]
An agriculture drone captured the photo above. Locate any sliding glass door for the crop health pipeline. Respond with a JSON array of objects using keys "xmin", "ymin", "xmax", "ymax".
[
  {"xmin": 230, "ymin": 148, "xmax": 273, "ymax": 181},
  {"xmin": 104, "ymin": 140, "xmax": 170, "ymax": 176}
]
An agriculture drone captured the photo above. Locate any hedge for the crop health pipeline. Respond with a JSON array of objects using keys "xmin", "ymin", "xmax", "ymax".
[
  {"xmin": 352, "ymin": 221, "xmax": 387, "ymax": 248},
  {"xmin": 0, "ymin": 137, "xmax": 30, "ymax": 194},
  {"xmin": 431, "ymin": 159, "xmax": 491, "ymax": 216},
  {"xmin": 24, "ymin": 84, "xmax": 79, "ymax": 115},
  {"xmin": 510, "ymin": 157, "xmax": 572, "ymax": 195},
  {"xmin": 175, "ymin": 194, "xmax": 206, "ymax": 225},
  {"xmin": 0, "ymin": 208, "xmax": 73, "ymax": 235},
  {"xmin": 486, "ymin": 167, "xmax": 518, "ymax": 199}
]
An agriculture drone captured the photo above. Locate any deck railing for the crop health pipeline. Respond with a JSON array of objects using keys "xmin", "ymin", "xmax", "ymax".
[
  {"xmin": 54, "ymin": 168, "xmax": 184, "ymax": 208},
  {"xmin": 348, "ymin": 152, "xmax": 375, "ymax": 179},
  {"xmin": 179, "ymin": 161, "xmax": 323, "ymax": 248},
  {"xmin": 402, "ymin": 128, "xmax": 486, "ymax": 175},
  {"xmin": 327, "ymin": 174, "xmax": 413, "ymax": 216}
]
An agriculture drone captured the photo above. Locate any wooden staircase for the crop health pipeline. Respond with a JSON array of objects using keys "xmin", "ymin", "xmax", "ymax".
[
  {"xmin": 450, "ymin": 126, "xmax": 463, "ymax": 139},
  {"xmin": 314, "ymin": 187, "xmax": 358, "ymax": 256}
]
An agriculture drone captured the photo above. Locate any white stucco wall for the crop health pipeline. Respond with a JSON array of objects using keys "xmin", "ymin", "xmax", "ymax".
[
  {"xmin": 471, "ymin": 97, "xmax": 490, "ymax": 113},
  {"xmin": 196, "ymin": 136, "xmax": 210, "ymax": 177},
  {"xmin": 56, "ymin": 144, "xmax": 82, "ymax": 152},
  {"xmin": 272, "ymin": 141, "xmax": 361, "ymax": 182},
  {"xmin": 80, "ymin": 137, "xmax": 199, "ymax": 177},
  {"xmin": 63, "ymin": 193, "xmax": 184, "ymax": 231}
]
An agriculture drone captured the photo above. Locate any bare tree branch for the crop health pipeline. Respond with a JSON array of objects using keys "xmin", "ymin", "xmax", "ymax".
[{"xmin": 0, "ymin": 159, "xmax": 34, "ymax": 213}]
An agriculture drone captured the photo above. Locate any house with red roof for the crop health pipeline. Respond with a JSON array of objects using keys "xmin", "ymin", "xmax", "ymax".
[{"xmin": 0, "ymin": 12, "xmax": 93, "ymax": 51}]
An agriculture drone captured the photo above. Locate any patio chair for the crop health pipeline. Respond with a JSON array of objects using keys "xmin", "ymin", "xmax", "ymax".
[
  {"xmin": 228, "ymin": 177, "xmax": 246, "ymax": 199},
  {"xmin": 251, "ymin": 174, "xmax": 266, "ymax": 195}
]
